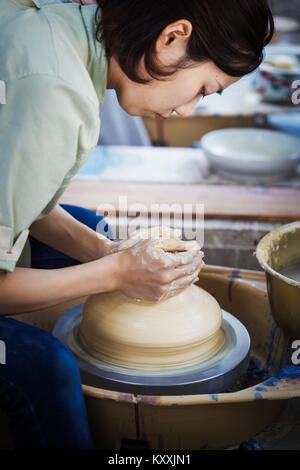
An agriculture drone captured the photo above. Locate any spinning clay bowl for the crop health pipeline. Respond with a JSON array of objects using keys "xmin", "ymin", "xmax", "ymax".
[
  {"xmin": 54, "ymin": 283, "xmax": 250, "ymax": 395},
  {"xmin": 78, "ymin": 284, "xmax": 225, "ymax": 370}
]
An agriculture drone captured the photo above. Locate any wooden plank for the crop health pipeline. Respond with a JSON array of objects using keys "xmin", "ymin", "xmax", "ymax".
[
  {"xmin": 143, "ymin": 115, "xmax": 258, "ymax": 147},
  {"xmin": 60, "ymin": 180, "xmax": 300, "ymax": 222}
]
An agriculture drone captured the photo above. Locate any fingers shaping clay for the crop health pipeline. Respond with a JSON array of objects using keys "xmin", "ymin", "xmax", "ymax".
[
  {"xmin": 111, "ymin": 226, "xmax": 200, "ymax": 255},
  {"xmin": 129, "ymin": 226, "xmax": 182, "ymax": 240}
]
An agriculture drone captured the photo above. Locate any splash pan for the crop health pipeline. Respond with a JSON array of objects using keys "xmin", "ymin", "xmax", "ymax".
[{"xmin": 53, "ymin": 306, "xmax": 250, "ymax": 395}]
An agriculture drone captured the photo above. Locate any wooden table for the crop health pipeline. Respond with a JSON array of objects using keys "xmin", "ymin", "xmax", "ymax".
[{"xmin": 60, "ymin": 180, "xmax": 300, "ymax": 223}]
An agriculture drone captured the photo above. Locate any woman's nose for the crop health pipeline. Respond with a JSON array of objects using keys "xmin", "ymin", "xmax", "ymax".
[{"xmin": 174, "ymin": 98, "xmax": 199, "ymax": 117}]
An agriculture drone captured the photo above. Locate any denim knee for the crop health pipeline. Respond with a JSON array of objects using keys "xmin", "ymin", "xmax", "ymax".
[
  {"xmin": 40, "ymin": 336, "xmax": 82, "ymax": 392},
  {"xmin": 0, "ymin": 319, "xmax": 92, "ymax": 450}
]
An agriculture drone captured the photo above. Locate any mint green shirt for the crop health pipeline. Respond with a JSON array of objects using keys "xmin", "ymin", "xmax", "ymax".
[{"xmin": 0, "ymin": 0, "xmax": 107, "ymax": 272}]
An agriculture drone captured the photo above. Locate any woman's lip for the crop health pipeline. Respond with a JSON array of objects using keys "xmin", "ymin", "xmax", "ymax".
[{"xmin": 155, "ymin": 113, "xmax": 168, "ymax": 120}]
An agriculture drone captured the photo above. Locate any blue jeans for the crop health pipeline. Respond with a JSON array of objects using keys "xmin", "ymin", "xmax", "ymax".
[{"xmin": 0, "ymin": 204, "xmax": 112, "ymax": 449}]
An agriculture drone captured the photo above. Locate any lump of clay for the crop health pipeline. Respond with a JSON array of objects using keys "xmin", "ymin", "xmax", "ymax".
[{"xmin": 110, "ymin": 225, "xmax": 200, "ymax": 254}]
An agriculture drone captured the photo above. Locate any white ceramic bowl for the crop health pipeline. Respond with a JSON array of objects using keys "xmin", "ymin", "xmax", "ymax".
[{"xmin": 200, "ymin": 128, "xmax": 300, "ymax": 182}]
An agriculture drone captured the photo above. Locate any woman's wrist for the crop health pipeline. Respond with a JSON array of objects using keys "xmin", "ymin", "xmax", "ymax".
[
  {"xmin": 92, "ymin": 232, "xmax": 115, "ymax": 259},
  {"xmin": 87, "ymin": 251, "xmax": 123, "ymax": 295}
]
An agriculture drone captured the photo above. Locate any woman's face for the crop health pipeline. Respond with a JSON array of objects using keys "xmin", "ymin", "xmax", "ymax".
[
  {"xmin": 109, "ymin": 58, "xmax": 241, "ymax": 119},
  {"xmin": 107, "ymin": 19, "xmax": 241, "ymax": 119}
]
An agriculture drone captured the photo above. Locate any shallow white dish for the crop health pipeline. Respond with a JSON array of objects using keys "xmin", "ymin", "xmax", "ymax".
[{"xmin": 200, "ymin": 128, "xmax": 300, "ymax": 182}]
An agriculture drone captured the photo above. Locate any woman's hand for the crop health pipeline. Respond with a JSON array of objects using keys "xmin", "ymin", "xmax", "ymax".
[
  {"xmin": 114, "ymin": 238, "xmax": 204, "ymax": 302},
  {"xmin": 102, "ymin": 225, "xmax": 187, "ymax": 256}
]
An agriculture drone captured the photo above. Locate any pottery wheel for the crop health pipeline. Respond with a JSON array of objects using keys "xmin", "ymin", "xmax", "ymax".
[
  {"xmin": 52, "ymin": 304, "xmax": 250, "ymax": 395},
  {"xmin": 53, "ymin": 232, "xmax": 250, "ymax": 394}
]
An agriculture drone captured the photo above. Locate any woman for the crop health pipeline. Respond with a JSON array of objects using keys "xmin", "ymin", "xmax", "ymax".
[{"xmin": 0, "ymin": 0, "xmax": 273, "ymax": 449}]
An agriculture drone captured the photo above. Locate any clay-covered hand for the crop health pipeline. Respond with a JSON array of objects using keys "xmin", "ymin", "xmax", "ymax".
[
  {"xmin": 128, "ymin": 226, "xmax": 182, "ymax": 241},
  {"xmin": 107, "ymin": 226, "xmax": 187, "ymax": 255},
  {"xmin": 114, "ymin": 238, "xmax": 205, "ymax": 302}
]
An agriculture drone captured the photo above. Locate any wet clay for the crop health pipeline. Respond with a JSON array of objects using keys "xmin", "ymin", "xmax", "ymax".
[
  {"xmin": 79, "ymin": 284, "xmax": 224, "ymax": 369},
  {"xmin": 110, "ymin": 226, "xmax": 200, "ymax": 254}
]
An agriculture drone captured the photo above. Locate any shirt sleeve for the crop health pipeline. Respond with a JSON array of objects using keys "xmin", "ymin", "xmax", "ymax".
[{"xmin": 0, "ymin": 73, "xmax": 100, "ymax": 272}]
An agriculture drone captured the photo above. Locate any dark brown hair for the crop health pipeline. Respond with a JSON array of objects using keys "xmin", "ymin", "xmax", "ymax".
[{"xmin": 95, "ymin": 0, "xmax": 274, "ymax": 83}]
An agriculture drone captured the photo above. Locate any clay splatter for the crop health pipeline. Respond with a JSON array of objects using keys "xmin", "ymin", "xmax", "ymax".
[
  {"xmin": 228, "ymin": 269, "xmax": 241, "ymax": 302},
  {"xmin": 225, "ymin": 355, "xmax": 271, "ymax": 392},
  {"xmin": 137, "ymin": 395, "xmax": 160, "ymax": 406},
  {"xmin": 254, "ymin": 392, "xmax": 264, "ymax": 401},
  {"xmin": 263, "ymin": 366, "xmax": 300, "ymax": 387},
  {"xmin": 255, "ymin": 386, "xmax": 268, "ymax": 392}
]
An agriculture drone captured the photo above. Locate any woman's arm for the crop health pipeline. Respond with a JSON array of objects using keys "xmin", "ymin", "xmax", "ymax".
[
  {"xmin": 0, "ymin": 253, "xmax": 120, "ymax": 315},
  {"xmin": 0, "ymin": 239, "xmax": 204, "ymax": 315},
  {"xmin": 29, "ymin": 205, "xmax": 114, "ymax": 263}
]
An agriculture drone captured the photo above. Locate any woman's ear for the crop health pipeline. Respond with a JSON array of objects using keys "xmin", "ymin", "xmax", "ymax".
[
  {"xmin": 155, "ymin": 20, "xmax": 193, "ymax": 66},
  {"xmin": 156, "ymin": 20, "xmax": 193, "ymax": 52}
]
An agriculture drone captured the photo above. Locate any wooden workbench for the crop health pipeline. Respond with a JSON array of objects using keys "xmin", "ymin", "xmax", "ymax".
[{"xmin": 60, "ymin": 180, "xmax": 300, "ymax": 222}]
